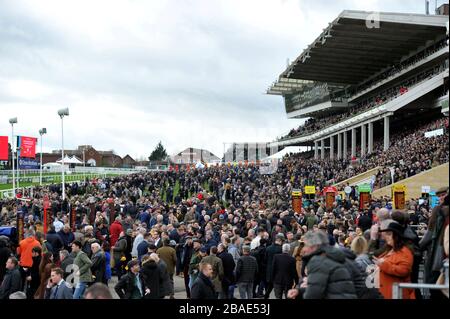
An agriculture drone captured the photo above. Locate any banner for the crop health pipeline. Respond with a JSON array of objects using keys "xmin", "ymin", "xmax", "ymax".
[
  {"xmin": 19, "ymin": 158, "xmax": 40, "ymax": 169},
  {"xmin": 43, "ymin": 195, "xmax": 50, "ymax": 235},
  {"xmin": 357, "ymin": 184, "xmax": 372, "ymax": 193},
  {"xmin": 304, "ymin": 186, "xmax": 316, "ymax": 195},
  {"xmin": 17, "ymin": 136, "xmax": 37, "ymax": 158},
  {"xmin": 292, "ymin": 189, "xmax": 302, "ymax": 213},
  {"xmin": 392, "ymin": 184, "xmax": 407, "ymax": 210},
  {"xmin": 70, "ymin": 206, "xmax": 76, "ymax": 232},
  {"xmin": 0, "ymin": 136, "xmax": 8, "ymax": 161},
  {"xmin": 359, "ymin": 192, "xmax": 371, "ymax": 210},
  {"xmin": 17, "ymin": 209, "xmax": 25, "ymax": 241}
]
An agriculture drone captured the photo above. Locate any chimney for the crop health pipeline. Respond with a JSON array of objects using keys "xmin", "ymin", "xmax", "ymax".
[{"xmin": 425, "ymin": 0, "xmax": 430, "ymax": 15}]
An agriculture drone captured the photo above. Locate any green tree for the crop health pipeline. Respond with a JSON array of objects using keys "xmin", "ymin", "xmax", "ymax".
[{"xmin": 148, "ymin": 141, "xmax": 168, "ymax": 161}]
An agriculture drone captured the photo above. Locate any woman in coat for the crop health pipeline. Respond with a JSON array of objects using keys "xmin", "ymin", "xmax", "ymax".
[
  {"xmin": 374, "ymin": 222, "xmax": 415, "ymax": 299},
  {"xmin": 34, "ymin": 252, "xmax": 55, "ymax": 299}
]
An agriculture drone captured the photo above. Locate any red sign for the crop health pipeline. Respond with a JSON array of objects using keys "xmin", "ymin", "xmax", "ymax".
[
  {"xmin": 0, "ymin": 136, "xmax": 8, "ymax": 161},
  {"xmin": 323, "ymin": 186, "xmax": 337, "ymax": 194},
  {"xmin": 18, "ymin": 136, "xmax": 37, "ymax": 158}
]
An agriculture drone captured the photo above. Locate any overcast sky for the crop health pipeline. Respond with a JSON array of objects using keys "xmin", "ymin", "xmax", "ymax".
[{"xmin": 0, "ymin": 0, "xmax": 435, "ymax": 160}]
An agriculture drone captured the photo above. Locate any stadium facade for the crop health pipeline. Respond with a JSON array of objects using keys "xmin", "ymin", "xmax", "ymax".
[{"xmin": 267, "ymin": 9, "xmax": 449, "ymax": 161}]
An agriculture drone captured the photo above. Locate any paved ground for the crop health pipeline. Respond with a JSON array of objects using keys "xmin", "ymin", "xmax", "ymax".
[{"xmin": 108, "ymin": 275, "xmax": 277, "ymax": 299}]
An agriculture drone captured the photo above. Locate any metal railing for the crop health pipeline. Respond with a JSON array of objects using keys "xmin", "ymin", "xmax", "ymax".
[{"xmin": 392, "ymin": 262, "xmax": 449, "ymax": 299}]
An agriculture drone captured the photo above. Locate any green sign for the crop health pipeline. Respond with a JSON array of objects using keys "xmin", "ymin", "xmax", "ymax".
[{"xmin": 358, "ymin": 184, "xmax": 371, "ymax": 193}]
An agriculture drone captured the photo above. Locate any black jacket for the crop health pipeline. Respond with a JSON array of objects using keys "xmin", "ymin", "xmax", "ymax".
[
  {"xmin": 45, "ymin": 230, "xmax": 64, "ymax": 257},
  {"xmin": 236, "ymin": 255, "xmax": 258, "ymax": 283},
  {"xmin": 0, "ymin": 267, "xmax": 22, "ymax": 299},
  {"xmin": 265, "ymin": 244, "xmax": 282, "ymax": 282},
  {"xmin": 302, "ymin": 246, "xmax": 357, "ymax": 299},
  {"xmin": 0, "ymin": 245, "xmax": 12, "ymax": 283},
  {"xmin": 251, "ymin": 245, "xmax": 266, "ymax": 281},
  {"xmin": 141, "ymin": 260, "xmax": 162, "ymax": 299},
  {"xmin": 190, "ymin": 272, "xmax": 216, "ymax": 299},
  {"xmin": 217, "ymin": 251, "xmax": 236, "ymax": 285},
  {"xmin": 272, "ymin": 253, "xmax": 299, "ymax": 287},
  {"xmin": 91, "ymin": 251, "xmax": 106, "ymax": 283},
  {"xmin": 114, "ymin": 272, "xmax": 145, "ymax": 299}
]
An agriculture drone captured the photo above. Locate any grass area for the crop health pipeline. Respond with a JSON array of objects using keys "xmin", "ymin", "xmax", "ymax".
[{"xmin": 0, "ymin": 173, "xmax": 122, "ymax": 192}]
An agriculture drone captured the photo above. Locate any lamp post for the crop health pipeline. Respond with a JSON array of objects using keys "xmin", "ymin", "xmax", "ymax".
[
  {"xmin": 58, "ymin": 108, "xmax": 69, "ymax": 201},
  {"xmin": 39, "ymin": 128, "xmax": 47, "ymax": 185},
  {"xmin": 9, "ymin": 117, "xmax": 17, "ymax": 197}
]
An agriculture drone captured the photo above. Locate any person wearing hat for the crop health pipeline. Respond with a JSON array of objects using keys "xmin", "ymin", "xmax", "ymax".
[
  {"xmin": 421, "ymin": 185, "xmax": 449, "ymax": 299},
  {"xmin": 373, "ymin": 222, "xmax": 415, "ymax": 299},
  {"xmin": 156, "ymin": 238, "xmax": 177, "ymax": 299},
  {"xmin": 114, "ymin": 259, "xmax": 145, "ymax": 299},
  {"xmin": 188, "ymin": 240, "xmax": 204, "ymax": 290}
]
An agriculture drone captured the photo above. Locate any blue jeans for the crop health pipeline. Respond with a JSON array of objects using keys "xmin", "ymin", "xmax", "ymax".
[
  {"xmin": 238, "ymin": 282, "xmax": 253, "ymax": 299},
  {"xmin": 73, "ymin": 282, "xmax": 87, "ymax": 299}
]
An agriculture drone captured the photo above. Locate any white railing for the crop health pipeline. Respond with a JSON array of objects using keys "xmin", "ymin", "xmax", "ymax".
[{"xmin": 392, "ymin": 262, "xmax": 449, "ymax": 299}]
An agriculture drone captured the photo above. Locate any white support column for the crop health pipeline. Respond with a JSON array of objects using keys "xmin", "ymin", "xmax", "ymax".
[
  {"xmin": 330, "ymin": 135, "xmax": 334, "ymax": 159},
  {"xmin": 320, "ymin": 139, "xmax": 325, "ymax": 159},
  {"xmin": 361, "ymin": 124, "xmax": 366, "ymax": 157},
  {"xmin": 343, "ymin": 131, "xmax": 348, "ymax": 159},
  {"xmin": 314, "ymin": 141, "xmax": 319, "ymax": 159},
  {"xmin": 351, "ymin": 128, "xmax": 356, "ymax": 158},
  {"xmin": 384, "ymin": 116, "xmax": 390, "ymax": 151},
  {"xmin": 368, "ymin": 122, "xmax": 373, "ymax": 154},
  {"xmin": 337, "ymin": 133, "xmax": 342, "ymax": 160}
]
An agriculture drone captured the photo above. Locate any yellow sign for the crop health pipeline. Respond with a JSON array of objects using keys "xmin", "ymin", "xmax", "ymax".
[
  {"xmin": 292, "ymin": 190, "xmax": 302, "ymax": 197},
  {"xmin": 304, "ymin": 186, "xmax": 316, "ymax": 194},
  {"xmin": 392, "ymin": 184, "xmax": 406, "ymax": 193},
  {"xmin": 392, "ymin": 184, "xmax": 407, "ymax": 210}
]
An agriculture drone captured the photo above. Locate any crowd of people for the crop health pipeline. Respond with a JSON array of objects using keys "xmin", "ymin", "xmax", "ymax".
[
  {"xmin": 0, "ymin": 118, "xmax": 449, "ymax": 300},
  {"xmin": 279, "ymin": 57, "xmax": 449, "ymax": 142}
]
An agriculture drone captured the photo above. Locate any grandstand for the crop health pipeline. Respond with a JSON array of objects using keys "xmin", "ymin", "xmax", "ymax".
[{"xmin": 267, "ymin": 9, "xmax": 449, "ymax": 165}]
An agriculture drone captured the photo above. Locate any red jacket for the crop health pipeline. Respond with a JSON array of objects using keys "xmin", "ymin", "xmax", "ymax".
[
  {"xmin": 109, "ymin": 220, "xmax": 123, "ymax": 247},
  {"xmin": 17, "ymin": 237, "xmax": 41, "ymax": 267},
  {"xmin": 378, "ymin": 246, "xmax": 415, "ymax": 299}
]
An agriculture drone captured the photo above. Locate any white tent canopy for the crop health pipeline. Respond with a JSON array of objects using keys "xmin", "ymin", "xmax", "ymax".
[
  {"xmin": 56, "ymin": 155, "xmax": 83, "ymax": 164},
  {"xmin": 262, "ymin": 146, "xmax": 303, "ymax": 161}
]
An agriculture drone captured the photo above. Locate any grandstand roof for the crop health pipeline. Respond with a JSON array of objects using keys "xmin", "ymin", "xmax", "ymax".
[{"xmin": 281, "ymin": 10, "xmax": 448, "ymax": 85}]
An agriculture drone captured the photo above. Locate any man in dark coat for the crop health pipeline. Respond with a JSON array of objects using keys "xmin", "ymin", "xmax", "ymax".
[
  {"xmin": 236, "ymin": 245, "xmax": 258, "ymax": 299},
  {"xmin": 190, "ymin": 262, "xmax": 216, "ymax": 299},
  {"xmin": 114, "ymin": 260, "xmax": 145, "ymax": 299},
  {"xmin": 141, "ymin": 256, "xmax": 162, "ymax": 299},
  {"xmin": 217, "ymin": 243, "xmax": 235, "ymax": 299},
  {"xmin": 90, "ymin": 243, "xmax": 106, "ymax": 284},
  {"xmin": 45, "ymin": 225, "xmax": 64, "ymax": 262},
  {"xmin": 57, "ymin": 225, "xmax": 75, "ymax": 252},
  {"xmin": 287, "ymin": 231, "xmax": 356, "ymax": 300},
  {"xmin": 0, "ymin": 257, "xmax": 22, "ymax": 299},
  {"xmin": 272, "ymin": 244, "xmax": 299, "ymax": 299},
  {"xmin": 59, "ymin": 250, "xmax": 75, "ymax": 280},
  {"xmin": 264, "ymin": 234, "xmax": 283, "ymax": 299}
]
